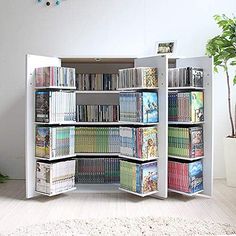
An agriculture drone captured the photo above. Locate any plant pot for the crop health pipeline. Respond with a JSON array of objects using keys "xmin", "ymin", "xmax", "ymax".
[{"xmin": 224, "ymin": 137, "xmax": 236, "ymax": 187}]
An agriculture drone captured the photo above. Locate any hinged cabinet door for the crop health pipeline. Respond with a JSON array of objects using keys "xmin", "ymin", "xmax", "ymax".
[
  {"xmin": 135, "ymin": 55, "xmax": 168, "ymax": 199},
  {"xmin": 25, "ymin": 54, "xmax": 61, "ymax": 198}
]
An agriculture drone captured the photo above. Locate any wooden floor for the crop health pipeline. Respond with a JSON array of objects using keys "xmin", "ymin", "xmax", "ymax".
[{"xmin": 0, "ymin": 180, "xmax": 235, "ymax": 233}]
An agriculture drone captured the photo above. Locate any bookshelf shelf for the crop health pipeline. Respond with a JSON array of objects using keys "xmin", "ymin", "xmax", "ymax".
[
  {"xmin": 168, "ymin": 87, "xmax": 205, "ymax": 91},
  {"xmin": 118, "ymin": 121, "xmax": 158, "ymax": 126},
  {"xmin": 168, "ymin": 189, "xmax": 204, "ymax": 196},
  {"xmin": 75, "ymin": 90, "xmax": 119, "ymax": 94},
  {"xmin": 35, "ymin": 122, "xmax": 120, "ymax": 126},
  {"xmin": 35, "ymin": 154, "xmax": 77, "ymax": 161},
  {"xmin": 119, "ymin": 188, "xmax": 158, "ymax": 197},
  {"xmin": 75, "ymin": 153, "xmax": 120, "ymax": 156},
  {"xmin": 119, "ymin": 154, "xmax": 158, "ymax": 162},
  {"xmin": 168, "ymin": 155, "xmax": 204, "ymax": 161},
  {"xmin": 35, "ymin": 187, "xmax": 77, "ymax": 197},
  {"xmin": 35, "ymin": 86, "xmax": 76, "ymax": 90},
  {"xmin": 117, "ymin": 87, "xmax": 158, "ymax": 91},
  {"xmin": 168, "ymin": 121, "xmax": 204, "ymax": 125},
  {"xmin": 76, "ymin": 184, "xmax": 119, "ymax": 193}
]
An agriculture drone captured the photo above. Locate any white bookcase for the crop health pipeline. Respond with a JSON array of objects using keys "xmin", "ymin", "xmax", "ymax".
[{"xmin": 25, "ymin": 54, "xmax": 213, "ymax": 199}]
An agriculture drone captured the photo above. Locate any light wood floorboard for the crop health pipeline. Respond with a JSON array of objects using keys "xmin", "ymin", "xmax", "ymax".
[{"xmin": 0, "ymin": 179, "xmax": 235, "ymax": 233}]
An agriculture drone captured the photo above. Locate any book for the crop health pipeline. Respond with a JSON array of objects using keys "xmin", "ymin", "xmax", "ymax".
[
  {"xmin": 35, "ymin": 91, "xmax": 76, "ymax": 123},
  {"xmin": 168, "ymin": 126, "xmax": 204, "ymax": 158},
  {"xmin": 168, "ymin": 67, "xmax": 203, "ymax": 88},
  {"xmin": 75, "ymin": 127, "xmax": 120, "ymax": 153},
  {"xmin": 76, "ymin": 73, "xmax": 118, "ymax": 91},
  {"xmin": 36, "ymin": 159, "xmax": 76, "ymax": 195},
  {"xmin": 168, "ymin": 159, "xmax": 203, "ymax": 193},
  {"xmin": 35, "ymin": 126, "xmax": 75, "ymax": 158},
  {"xmin": 119, "ymin": 92, "xmax": 158, "ymax": 123},
  {"xmin": 75, "ymin": 157, "xmax": 120, "ymax": 184},
  {"xmin": 120, "ymin": 160, "xmax": 158, "ymax": 194},
  {"xmin": 118, "ymin": 67, "xmax": 158, "ymax": 89},
  {"xmin": 120, "ymin": 126, "xmax": 158, "ymax": 159},
  {"xmin": 168, "ymin": 91, "xmax": 204, "ymax": 122},
  {"xmin": 35, "ymin": 67, "xmax": 76, "ymax": 88}
]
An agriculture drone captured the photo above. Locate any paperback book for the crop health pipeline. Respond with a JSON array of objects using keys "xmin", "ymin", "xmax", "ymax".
[
  {"xmin": 35, "ymin": 91, "xmax": 76, "ymax": 123},
  {"xmin": 168, "ymin": 159, "xmax": 203, "ymax": 193},
  {"xmin": 118, "ymin": 67, "xmax": 158, "ymax": 88},
  {"xmin": 36, "ymin": 159, "xmax": 76, "ymax": 195},
  {"xmin": 119, "ymin": 92, "xmax": 158, "ymax": 123},
  {"xmin": 120, "ymin": 126, "xmax": 158, "ymax": 159},
  {"xmin": 75, "ymin": 157, "xmax": 120, "ymax": 184},
  {"xmin": 120, "ymin": 160, "xmax": 158, "ymax": 194},
  {"xmin": 168, "ymin": 67, "xmax": 203, "ymax": 88},
  {"xmin": 168, "ymin": 91, "xmax": 204, "ymax": 122},
  {"xmin": 75, "ymin": 127, "xmax": 120, "ymax": 153},
  {"xmin": 35, "ymin": 126, "xmax": 75, "ymax": 159},
  {"xmin": 76, "ymin": 73, "xmax": 118, "ymax": 91},
  {"xmin": 168, "ymin": 126, "xmax": 204, "ymax": 158},
  {"xmin": 35, "ymin": 67, "xmax": 76, "ymax": 88}
]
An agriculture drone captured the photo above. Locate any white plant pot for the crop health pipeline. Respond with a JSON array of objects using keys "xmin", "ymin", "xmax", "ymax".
[{"xmin": 224, "ymin": 137, "xmax": 236, "ymax": 187}]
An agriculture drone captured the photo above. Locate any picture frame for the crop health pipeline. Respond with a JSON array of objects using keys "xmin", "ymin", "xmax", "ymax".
[{"xmin": 155, "ymin": 41, "xmax": 176, "ymax": 55}]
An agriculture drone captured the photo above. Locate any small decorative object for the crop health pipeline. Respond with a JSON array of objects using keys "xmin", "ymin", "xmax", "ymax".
[
  {"xmin": 37, "ymin": 0, "xmax": 61, "ymax": 7},
  {"xmin": 206, "ymin": 14, "xmax": 236, "ymax": 187},
  {"xmin": 0, "ymin": 172, "xmax": 9, "ymax": 183},
  {"xmin": 155, "ymin": 41, "xmax": 176, "ymax": 55}
]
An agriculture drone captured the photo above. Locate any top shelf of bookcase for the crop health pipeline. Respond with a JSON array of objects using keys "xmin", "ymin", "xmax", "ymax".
[
  {"xmin": 117, "ymin": 87, "xmax": 159, "ymax": 91},
  {"xmin": 168, "ymin": 87, "xmax": 205, "ymax": 91},
  {"xmin": 35, "ymin": 86, "xmax": 76, "ymax": 90}
]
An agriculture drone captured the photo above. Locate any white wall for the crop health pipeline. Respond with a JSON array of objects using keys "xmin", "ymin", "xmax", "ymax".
[{"xmin": 0, "ymin": 0, "xmax": 235, "ymax": 179}]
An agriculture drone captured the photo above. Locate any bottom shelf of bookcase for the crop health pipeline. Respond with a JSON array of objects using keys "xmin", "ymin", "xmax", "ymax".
[
  {"xmin": 168, "ymin": 188, "xmax": 204, "ymax": 196},
  {"xmin": 119, "ymin": 188, "xmax": 158, "ymax": 197},
  {"xmin": 35, "ymin": 187, "xmax": 77, "ymax": 197},
  {"xmin": 76, "ymin": 184, "xmax": 120, "ymax": 193}
]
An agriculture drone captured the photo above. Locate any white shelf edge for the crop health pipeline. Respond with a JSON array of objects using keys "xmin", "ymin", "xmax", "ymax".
[
  {"xmin": 119, "ymin": 121, "xmax": 159, "ymax": 126},
  {"xmin": 35, "ymin": 187, "xmax": 76, "ymax": 197},
  {"xmin": 35, "ymin": 86, "xmax": 76, "ymax": 90},
  {"xmin": 75, "ymin": 153, "xmax": 120, "ymax": 156},
  {"xmin": 119, "ymin": 188, "xmax": 158, "ymax": 197},
  {"xmin": 168, "ymin": 155, "xmax": 204, "ymax": 161},
  {"xmin": 168, "ymin": 188, "xmax": 204, "ymax": 196},
  {"xmin": 35, "ymin": 154, "xmax": 77, "ymax": 161},
  {"xmin": 117, "ymin": 87, "xmax": 159, "ymax": 91},
  {"xmin": 168, "ymin": 87, "xmax": 205, "ymax": 90},
  {"xmin": 168, "ymin": 121, "xmax": 204, "ymax": 125},
  {"xmin": 76, "ymin": 184, "xmax": 119, "ymax": 193},
  {"xmin": 119, "ymin": 154, "xmax": 158, "ymax": 161},
  {"xmin": 35, "ymin": 122, "xmax": 120, "ymax": 125},
  {"xmin": 75, "ymin": 90, "xmax": 119, "ymax": 94}
]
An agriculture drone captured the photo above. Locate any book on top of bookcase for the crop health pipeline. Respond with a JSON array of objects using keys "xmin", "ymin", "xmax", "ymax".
[{"xmin": 35, "ymin": 66, "xmax": 76, "ymax": 88}]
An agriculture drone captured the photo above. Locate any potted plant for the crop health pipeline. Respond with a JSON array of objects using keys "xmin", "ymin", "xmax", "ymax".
[
  {"xmin": 0, "ymin": 172, "xmax": 8, "ymax": 183},
  {"xmin": 206, "ymin": 14, "xmax": 236, "ymax": 187}
]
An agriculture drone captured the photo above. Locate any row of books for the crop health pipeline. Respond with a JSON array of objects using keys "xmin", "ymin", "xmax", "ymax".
[
  {"xmin": 75, "ymin": 127, "xmax": 120, "ymax": 153},
  {"xmin": 168, "ymin": 91, "xmax": 204, "ymax": 122},
  {"xmin": 120, "ymin": 126, "xmax": 158, "ymax": 159},
  {"xmin": 168, "ymin": 159, "xmax": 203, "ymax": 193},
  {"xmin": 35, "ymin": 67, "xmax": 76, "ymax": 88},
  {"xmin": 76, "ymin": 105, "xmax": 119, "ymax": 122},
  {"xmin": 118, "ymin": 67, "xmax": 158, "ymax": 89},
  {"xmin": 35, "ymin": 126, "xmax": 75, "ymax": 158},
  {"xmin": 168, "ymin": 67, "xmax": 203, "ymax": 88},
  {"xmin": 120, "ymin": 160, "xmax": 158, "ymax": 194},
  {"xmin": 36, "ymin": 160, "xmax": 76, "ymax": 195},
  {"xmin": 168, "ymin": 126, "xmax": 204, "ymax": 158},
  {"xmin": 35, "ymin": 91, "xmax": 76, "ymax": 123},
  {"xmin": 76, "ymin": 73, "xmax": 118, "ymax": 91},
  {"xmin": 75, "ymin": 158, "xmax": 120, "ymax": 183},
  {"xmin": 119, "ymin": 92, "xmax": 158, "ymax": 123}
]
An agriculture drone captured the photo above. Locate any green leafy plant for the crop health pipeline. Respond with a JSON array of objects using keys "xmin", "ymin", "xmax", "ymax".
[
  {"xmin": 0, "ymin": 172, "xmax": 8, "ymax": 183},
  {"xmin": 206, "ymin": 14, "xmax": 236, "ymax": 137}
]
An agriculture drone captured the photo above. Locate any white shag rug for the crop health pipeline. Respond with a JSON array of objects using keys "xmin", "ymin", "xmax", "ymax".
[{"xmin": 1, "ymin": 217, "xmax": 236, "ymax": 236}]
